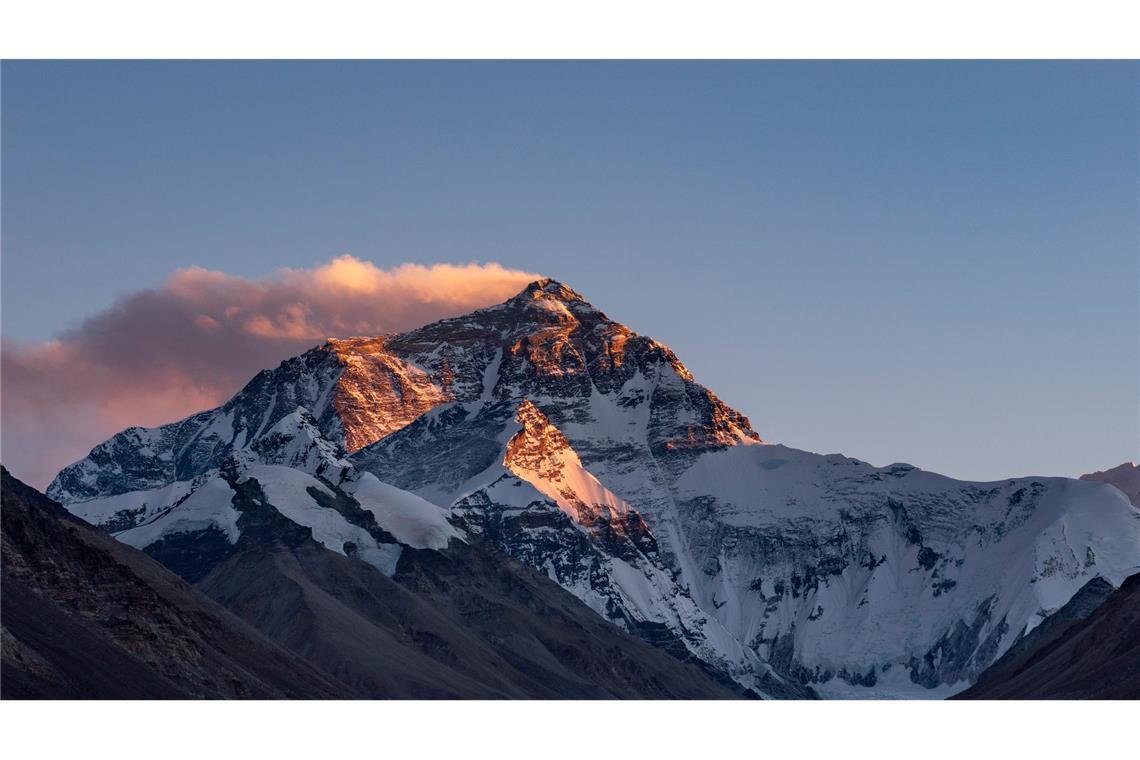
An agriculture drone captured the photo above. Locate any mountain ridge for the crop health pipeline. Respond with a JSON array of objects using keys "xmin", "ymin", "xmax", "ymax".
[
  {"xmin": 0, "ymin": 467, "xmax": 353, "ymax": 698},
  {"xmin": 44, "ymin": 279, "xmax": 1140, "ymax": 698},
  {"xmin": 3, "ymin": 466, "xmax": 747, "ymax": 699}
]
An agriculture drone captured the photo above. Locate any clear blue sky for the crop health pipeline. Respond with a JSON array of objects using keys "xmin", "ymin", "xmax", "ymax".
[{"xmin": 3, "ymin": 61, "xmax": 1137, "ymax": 480}]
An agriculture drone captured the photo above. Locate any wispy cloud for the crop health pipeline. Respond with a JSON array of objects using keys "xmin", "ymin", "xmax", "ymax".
[{"xmin": 1, "ymin": 256, "xmax": 540, "ymax": 489}]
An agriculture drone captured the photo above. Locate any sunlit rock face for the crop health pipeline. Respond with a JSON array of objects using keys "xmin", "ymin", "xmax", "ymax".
[
  {"xmin": 47, "ymin": 278, "xmax": 1140, "ymax": 699},
  {"xmin": 327, "ymin": 337, "xmax": 449, "ymax": 452},
  {"xmin": 504, "ymin": 399, "xmax": 642, "ymax": 534},
  {"xmin": 47, "ymin": 339, "xmax": 447, "ymax": 502}
]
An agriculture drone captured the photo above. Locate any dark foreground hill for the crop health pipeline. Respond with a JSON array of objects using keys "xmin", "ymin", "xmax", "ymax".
[
  {"xmin": 956, "ymin": 572, "xmax": 1140, "ymax": 699},
  {"xmin": 1, "ymin": 467, "xmax": 349, "ymax": 698},
  {"xmin": 1, "ymin": 468, "xmax": 742, "ymax": 699}
]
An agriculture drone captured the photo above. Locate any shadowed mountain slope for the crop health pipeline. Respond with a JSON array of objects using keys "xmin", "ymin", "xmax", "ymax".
[
  {"xmin": 956, "ymin": 572, "xmax": 1140, "ymax": 699},
  {"xmin": 3, "ymin": 468, "xmax": 744, "ymax": 699},
  {"xmin": 1, "ymin": 467, "xmax": 351, "ymax": 699},
  {"xmin": 197, "ymin": 539, "xmax": 749, "ymax": 699}
]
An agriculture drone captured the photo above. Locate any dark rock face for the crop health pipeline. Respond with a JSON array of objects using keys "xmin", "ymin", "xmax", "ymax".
[
  {"xmin": 143, "ymin": 526, "xmax": 237, "ymax": 584},
  {"xmin": 393, "ymin": 541, "xmax": 756, "ymax": 699},
  {"xmin": 956, "ymin": 574, "xmax": 1140, "ymax": 699},
  {"xmin": 908, "ymin": 596, "xmax": 1008, "ymax": 688},
  {"xmin": 0, "ymin": 468, "xmax": 351, "ymax": 699},
  {"xmin": 1, "ymin": 581, "xmax": 185, "ymax": 699}
]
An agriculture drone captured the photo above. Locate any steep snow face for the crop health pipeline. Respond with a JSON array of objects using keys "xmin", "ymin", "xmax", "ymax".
[
  {"xmin": 115, "ymin": 475, "xmax": 243, "ymax": 550},
  {"xmin": 233, "ymin": 463, "xmax": 406, "ymax": 574},
  {"xmin": 241, "ymin": 408, "xmax": 348, "ymax": 477},
  {"xmin": 1081, "ymin": 462, "xmax": 1140, "ymax": 507},
  {"xmin": 664, "ymin": 444, "xmax": 1140, "ymax": 694},
  {"xmin": 66, "ymin": 475, "xmax": 204, "ymax": 534},
  {"xmin": 48, "ymin": 340, "xmax": 446, "ymax": 503},
  {"xmin": 344, "ymin": 472, "xmax": 461, "ymax": 551}
]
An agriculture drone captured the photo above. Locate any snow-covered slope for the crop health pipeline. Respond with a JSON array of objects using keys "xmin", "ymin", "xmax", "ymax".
[
  {"xmin": 448, "ymin": 399, "xmax": 804, "ymax": 696},
  {"xmin": 669, "ymin": 444, "xmax": 1140, "ymax": 696},
  {"xmin": 66, "ymin": 408, "xmax": 459, "ymax": 579},
  {"xmin": 50, "ymin": 278, "xmax": 1140, "ymax": 698}
]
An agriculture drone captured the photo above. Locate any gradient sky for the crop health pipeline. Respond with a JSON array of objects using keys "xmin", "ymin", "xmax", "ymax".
[{"xmin": 2, "ymin": 60, "xmax": 1137, "ymax": 482}]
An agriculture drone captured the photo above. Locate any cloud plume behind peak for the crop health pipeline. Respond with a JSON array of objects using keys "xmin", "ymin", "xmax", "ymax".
[{"xmin": 1, "ymin": 256, "xmax": 541, "ymax": 488}]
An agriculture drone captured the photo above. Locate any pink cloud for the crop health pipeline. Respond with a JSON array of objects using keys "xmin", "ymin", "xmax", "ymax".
[{"xmin": 1, "ymin": 256, "xmax": 540, "ymax": 489}]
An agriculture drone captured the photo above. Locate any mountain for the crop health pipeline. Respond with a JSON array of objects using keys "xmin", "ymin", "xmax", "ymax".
[
  {"xmin": 1081, "ymin": 462, "xmax": 1140, "ymax": 507},
  {"xmin": 0, "ymin": 467, "xmax": 349, "ymax": 699},
  {"xmin": 196, "ymin": 536, "xmax": 747, "ymax": 698},
  {"xmin": 3, "ymin": 467, "xmax": 744, "ymax": 698},
  {"xmin": 48, "ymin": 278, "xmax": 1140, "ymax": 698},
  {"xmin": 955, "ymin": 572, "xmax": 1140, "ymax": 699}
]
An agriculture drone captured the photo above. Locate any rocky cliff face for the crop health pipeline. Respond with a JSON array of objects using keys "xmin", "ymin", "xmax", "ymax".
[{"xmin": 47, "ymin": 279, "xmax": 1140, "ymax": 698}]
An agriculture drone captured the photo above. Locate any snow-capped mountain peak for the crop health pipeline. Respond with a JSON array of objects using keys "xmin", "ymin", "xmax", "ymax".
[
  {"xmin": 508, "ymin": 277, "xmax": 593, "ymax": 308},
  {"xmin": 46, "ymin": 279, "xmax": 1140, "ymax": 699}
]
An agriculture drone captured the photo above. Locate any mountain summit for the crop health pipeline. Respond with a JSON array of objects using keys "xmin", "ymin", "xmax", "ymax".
[
  {"xmin": 50, "ymin": 278, "xmax": 759, "ymax": 502},
  {"xmin": 509, "ymin": 277, "xmax": 592, "ymax": 305},
  {"xmin": 46, "ymin": 280, "xmax": 1140, "ymax": 698}
]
